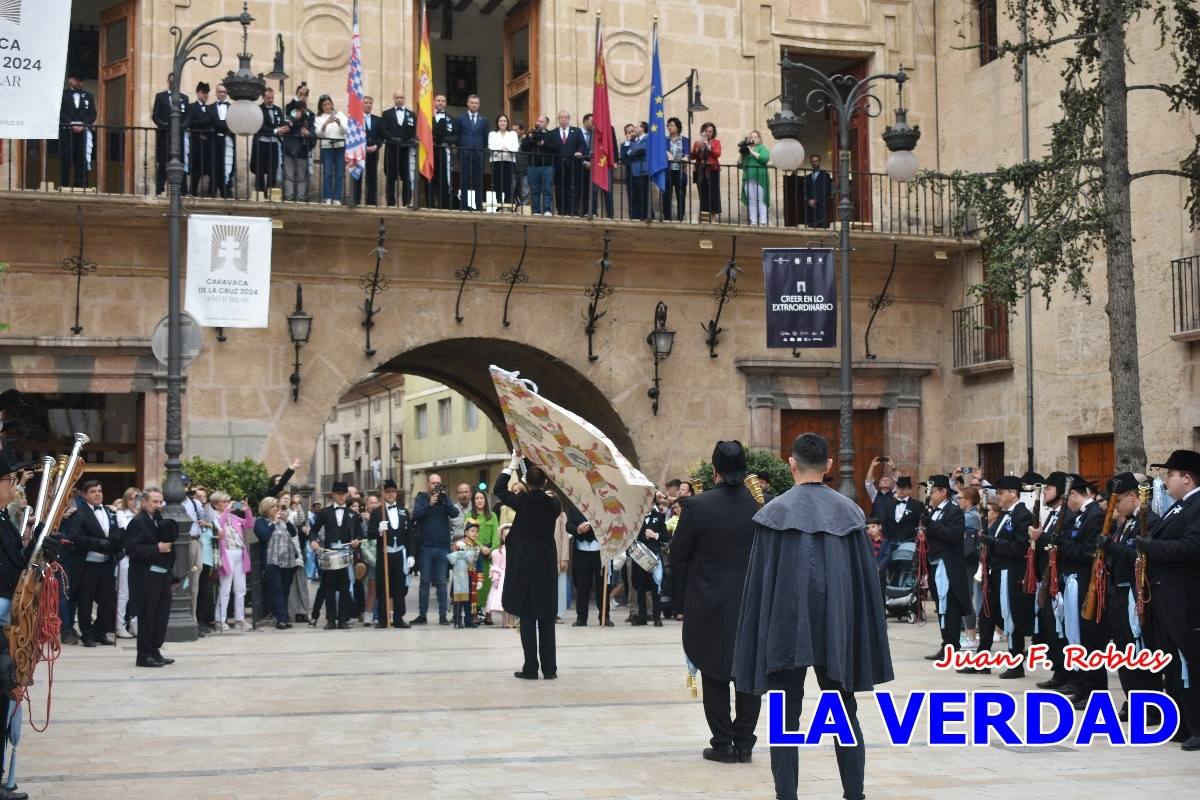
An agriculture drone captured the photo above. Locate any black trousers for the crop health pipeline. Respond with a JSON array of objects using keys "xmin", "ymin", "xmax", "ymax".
[
  {"xmin": 554, "ymin": 165, "xmax": 576, "ymax": 215},
  {"xmin": 493, "ymin": 160, "xmax": 514, "ymax": 204},
  {"xmin": 769, "ymin": 667, "xmax": 865, "ymax": 800},
  {"xmin": 375, "ymin": 551, "xmax": 408, "ymax": 625},
  {"xmin": 519, "ymin": 616, "xmax": 557, "ymax": 676},
  {"xmin": 630, "ymin": 174, "xmax": 649, "ymax": 220},
  {"xmin": 1033, "ymin": 594, "xmax": 1068, "ymax": 681},
  {"xmin": 196, "ymin": 564, "xmax": 215, "ymax": 626},
  {"xmin": 663, "ymin": 169, "xmax": 687, "ymax": 221},
  {"xmin": 697, "ymin": 169, "xmax": 721, "ymax": 215},
  {"xmin": 1109, "ymin": 585, "xmax": 1162, "ymax": 696},
  {"xmin": 701, "ymin": 673, "xmax": 761, "ymax": 751},
  {"xmin": 353, "ymin": 150, "xmax": 379, "ymax": 205},
  {"xmin": 385, "ymin": 145, "xmax": 413, "ymax": 206},
  {"xmin": 76, "ymin": 559, "xmax": 116, "ymax": 641},
  {"xmin": 137, "ymin": 570, "xmax": 172, "ymax": 661},
  {"xmin": 58, "ymin": 127, "xmax": 90, "ymax": 187},
  {"xmin": 155, "ymin": 128, "xmax": 171, "ymax": 194},
  {"xmin": 930, "ymin": 560, "xmax": 966, "ymax": 649},
  {"xmin": 1148, "ymin": 600, "xmax": 1200, "ymax": 738},
  {"xmin": 319, "ymin": 568, "xmax": 350, "ymax": 624},
  {"xmin": 572, "ymin": 549, "xmax": 603, "ymax": 623},
  {"xmin": 189, "ymin": 134, "xmax": 211, "ymax": 195},
  {"xmin": 253, "ymin": 141, "xmax": 280, "ymax": 192},
  {"xmin": 977, "ymin": 569, "xmax": 1027, "ymax": 658},
  {"xmin": 265, "ymin": 564, "xmax": 293, "ymax": 625},
  {"xmin": 633, "ymin": 562, "xmax": 661, "ymax": 620},
  {"xmin": 430, "ymin": 148, "xmax": 453, "ymax": 208}
]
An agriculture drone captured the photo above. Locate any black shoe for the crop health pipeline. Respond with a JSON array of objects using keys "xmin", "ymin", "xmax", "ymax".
[
  {"xmin": 1058, "ymin": 683, "xmax": 1083, "ymax": 700},
  {"xmin": 1072, "ymin": 695, "xmax": 1091, "ymax": 711},
  {"xmin": 439, "ymin": 616, "xmax": 450, "ymax": 626},
  {"xmin": 412, "ymin": 615, "xmax": 428, "ymax": 625},
  {"xmin": 543, "ymin": 672, "xmax": 558, "ymax": 680},
  {"xmin": 702, "ymin": 745, "xmax": 738, "ymax": 764},
  {"xmin": 956, "ymin": 667, "xmax": 991, "ymax": 675},
  {"xmin": 0, "ymin": 786, "xmax": 29, "ymax": 800},
  {"xmin": 395, "ymin": 619, "xmax": 411, "ymax": 629},
  {"xmin": 337, "ymin": 622, "xmax": 350, "ymax": 630},
  {"xmin": 604, "ymin": 619, "xmax": 614, "ymax": 627},
  {"xmin": 653, "ymin": 617, "xmax": 663, "ymax": 627},
  {"xmin": 61, "ymin": 630, "xmax": 80, "ymax": 646},
  {"xmin": 998, "ymin": 667, "xmax": 1025, "ymax": 680},
  {"xmin": 572, "ymin": 620, "xmax": 587, "ymax": 627},
  {"xmin": 323, "ymin": 623, "xmax": 337, "ymax": 630},
  {"xmin": 1119, "ymin": 701, "xmax": 1129, "ymax": 722},
  {"xmin": 277, "ymin": 622, "xmax": 291, "ymax": 630},
  {"xmin": 308, "ymin": 617, "xmax": 319, "ymax": 628},
  {"xmin": 631, "ymin": 618, "xmax": 648, "ymax": 627},
  {"xmin": 82, "ymin": 638, "xmax": 98, "ymax": 648},
  {"xmin": 374, "ymin": 622, "xmax": 388, "ymax": 629},
  {"xmin": 156, "ymin": 656, "xmax": 175, "ymax": 665},
  {"xmin": 735, "ymin": 750, "xmax": 753, "ymax": 764},
  {"xmin": 136, "ymin": 658, "xmax": 163, "ymax": 668},
  {"xmin": 1182, "ymin": 736, "xmax": 1200, "ymax": 751},
  {"xmin": 514, "ymin": 670, "xmax": 539, "ymax": 680},
  {"xmin": 1036, "ymin": 678, "xmax": 1067, "ymax": 689},
  {"xmin": 95, "ymin": 635, "xmax": 115, "ymax": 646},
  {"xmin": 925, "ymin": 650, "xmax": 947, "ymax": 661}
]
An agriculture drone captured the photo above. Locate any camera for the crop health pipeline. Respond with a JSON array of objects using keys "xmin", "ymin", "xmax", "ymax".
[{"xmin": 738, "ymin": 138, "xmax": 752, "ymax": 153}]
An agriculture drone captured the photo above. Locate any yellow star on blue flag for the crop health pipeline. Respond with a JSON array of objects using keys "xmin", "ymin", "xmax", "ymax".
[{"xmin": 646, "ymin": 28, "xmax": 668, "ymax": 192}]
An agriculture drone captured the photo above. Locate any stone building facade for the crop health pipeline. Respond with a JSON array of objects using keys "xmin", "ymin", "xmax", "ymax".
[{"xmin": 0, "ymin": 0, "xmax": 1195, "ymax": 500}]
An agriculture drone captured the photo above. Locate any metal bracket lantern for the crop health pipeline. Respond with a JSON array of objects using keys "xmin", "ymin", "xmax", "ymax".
[
  {"xmin": 647, "ymin": 301, "xmax": 675, "ymax": 416},
  {"xmin": 287, "ymin": 284, "xmax": 312, "ymax": 402},
  {"xmin": 583, "ymin": 230, "xmax": 615, "ymax": 362},
  {"xmin": 61, "ymin": 206, "xmax": 97, "ymax": 335},
  {"xmin": 501, "ymin": 225, "xmax": 529, "ymax": 328},
  {"xmin": 453, "ymin": 222, "xmax": 479, "ymax": 323},
  {"xmin": 360, "ymin": 219, "xmax": 389, "ymax": 357},
  {"xmin": 703, "ymin": 236, "xmax": 741, "ymax": 358}
]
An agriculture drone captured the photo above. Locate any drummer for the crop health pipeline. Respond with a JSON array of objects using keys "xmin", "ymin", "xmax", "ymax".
[
  {"xmin": 631, "ymin": 490, "xmax": 669, "ymax": 626},
  {"xmin": 309, "ymin": 481, "xmax": 361, "ymax": 630}
]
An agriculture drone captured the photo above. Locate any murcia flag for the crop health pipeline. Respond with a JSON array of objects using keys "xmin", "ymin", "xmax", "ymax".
[{"xmin": 590, "ymin": 28, "xmax": 616, "ymax": 192}]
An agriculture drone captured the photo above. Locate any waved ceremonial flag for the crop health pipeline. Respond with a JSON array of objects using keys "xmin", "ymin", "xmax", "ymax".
[
  {"xmin": 490, "ymin": 366, "xmax": 655, "ymax": 562},
  {"xmin": 590, "ymin": 27, "xmax": 616, "ymax": 192},
  {"xmin": 415, "ymin": 6, "xmax": 435, "ymax": 181},
  {"xmin": 646, "ymin": 25, "xmax": 668, "ymax": 193},
  {"xmin": 344, "ymin": 1, "xmax": 367, "ymax": 180}
]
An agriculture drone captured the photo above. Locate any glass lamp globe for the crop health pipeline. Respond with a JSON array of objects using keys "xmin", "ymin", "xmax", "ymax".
[
  {"xmin": 886, "ymin": 150, "xmax": 919, "ymax": 182},
  {"xmin": 226, "ymin": 99, "xmax": 264, "ymax": 137},
  {"xmin": 769, "ymin": 138, "xmax": 806, "ymax": 172}
]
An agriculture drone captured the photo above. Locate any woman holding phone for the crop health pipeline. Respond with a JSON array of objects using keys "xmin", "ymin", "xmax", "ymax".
[{"xmin": 211, "ymin": 491, "xmax": 254, "ymax": 631}]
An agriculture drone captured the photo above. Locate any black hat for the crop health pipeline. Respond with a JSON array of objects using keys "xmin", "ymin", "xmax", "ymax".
[
  {"xmin": 1045, "ymin": 471, "xmax": 1069, "ymax": 493},
  {"xmin": 331, "ymin": 481, "xmax": 349, "ymax": 494},
  {"xmin": 896, "ymin": 476, "xmax": 913, "ymax": 489},
  {"xmin": 711, "ymin": 441, "xmax": 748, "ymax": 484},
  {"xmin": 381, "ymin": 479, "xmax": 398, "ymax": 490},
  {"xmin": 0, "ymin": 449, "xmax": 34, "ymax": 478},
  {"xmin": 920, "ymin": 475, "xmax": 956, "ymax": 493},
  {"xmin": 1150, "ymin": 450, "xmax": 1200, "ymax": 476},
  {"xmin": 1107, "ymin": 472, "xmax": 1140, "ymax": 496},
  {"xmin": 1020, "ymin": 471, "xmax": 1046, "ymax": 486},
  {"xmin": 994, "ymin": 475, "xmax": 1023, "ymax": 491},
  {"xmin": 1066, "ymin": 474, "xmax": 1095, "ymax": 494},
  {"xmin": 196, "ymin": 81, "xmax": 211, "ymax": 93},
  {"xmin": 751, "ymin": 470, "xmax": 770, "ymax": 481}
]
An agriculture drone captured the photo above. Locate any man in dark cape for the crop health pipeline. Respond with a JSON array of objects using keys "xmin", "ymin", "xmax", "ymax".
[
  {"xmin": 734, "ymin": 432, "xmax": 891, "ymax": 800},
  {"xmin": 671, "ymin": 441, "xmax": 762, "ymax": 763}
]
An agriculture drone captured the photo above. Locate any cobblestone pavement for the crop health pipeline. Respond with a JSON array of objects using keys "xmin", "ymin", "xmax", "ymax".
[{"xmin": 15, "ymin": 594, "xmax": 1197, "ymax": 799}]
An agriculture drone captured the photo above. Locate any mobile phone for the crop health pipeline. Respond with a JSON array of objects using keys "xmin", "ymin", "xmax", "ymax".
[
  {"xmin": 962, "ymin": 466, "xmax": 973, "ymax": 474},
  {"xmin": 232, "ymin": 501, "xmax": 244, "ymax": 512},
  {"xmin": 878, "ymin": 456, "xmax": 889, "ymax": 463}
]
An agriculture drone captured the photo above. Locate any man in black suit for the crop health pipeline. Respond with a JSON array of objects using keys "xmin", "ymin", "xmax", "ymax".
[
  {"xmin": 58, "ymin": 73, "xmax": 97, "ymax": 189},
  {"xmin": 152, "ymin": 74, "xmax": 189, "ymax": 195},
  {"xmin": 1054, "ymin": 475, "xmax": 1108, "ymax": 700},
  {"xmin": 567, "ymin": 506, "xmax": 606, "ymax": 626},
  {"xmin": 309, "ymin": 482, "xmax": 360, "ymax": 629},
  {"xmin": 968, "ymin": 475, "xmax": 1036, "ymax": 678},
  {"xmin": 804, "ymin": 153, "xmax": 832, "ymax": 227},
  {"xmin": 1032, "ymin": 471, "xmax": 1077, "ymax": 691},
  {"xmin": 250, "ymin": 87, "xmax": 289, "ymax": 196},
  {"xmin": 430, "ymin": 93, "xmax": 457, "ymax": 209},
  {"xmin": 123, "ymin": 487, "xmax": 178, "ymax": 668},
  {"xmin": 1139, "ymin": 450, "xmax": 1200, "ymax": 749},
  {"xmin": 548, "ymin": 111, "xmax": 585, "ymax": 216},
  {"xmin": 456, "ymin": 94, "xmax": 488, "ymax": 211},
  {"xmin": 670, "ymin": 441, "xmax": 762, "ymax": 764},
  {"xmin": 890, "ymin": 476, "xmax": 923, "ymax": 543},
  {"xmin": 207, "ymin": 83, "xmax": 235, "ymax": 198},
  {"xmin": 367, "ymin": 479, "xmax": 412, "ymax": 628},
  {"xmin": 380, "ymin": 90, "xmax": 416, "ymax": 207},
  {"xmin": 64, "ymin": 479, "xmax": 121, "ymax": 647},
  {"xmin": 576, "ymin": 114, "xmax": 595, "ymax": 216},
  {"xmin": 352, "ymin": 95, "xmax": 383, "ymax": 207},
  {"xmin": 187, "ymin": 82, "xmax": 213, "ymax": 196},
  {"xmin": 919, "ymin": 475, "xmax": 969, "ymax": 660}
]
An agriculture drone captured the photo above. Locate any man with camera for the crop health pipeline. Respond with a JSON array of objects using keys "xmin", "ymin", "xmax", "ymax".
[
  {"xmin": 521, "ymin": 116, "xmax": 555, "ymax": 215},
  {"xmin": 412, "ymin": 473, "xmax": 460, "ymax": 625}
]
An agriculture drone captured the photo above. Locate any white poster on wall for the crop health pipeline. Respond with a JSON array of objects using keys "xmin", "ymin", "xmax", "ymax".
[
  {"xmin": 185, "ymin": 214, "xmax": 273, "ymax": 328},
  {"xmin": 0, "ymin": 0, "xmax": 73, "ymax": 138}
]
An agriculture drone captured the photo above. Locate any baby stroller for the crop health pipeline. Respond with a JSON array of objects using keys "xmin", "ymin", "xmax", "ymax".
[{"xmin": 883, "ymin": 541, "xmax": 919, "ymax": 623}]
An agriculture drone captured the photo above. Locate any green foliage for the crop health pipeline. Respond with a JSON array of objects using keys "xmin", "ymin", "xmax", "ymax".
[
  {"xmin": 688, "ymin": 448, "xmax": 791, "ymax": 497},
  {"xmin": 181, "ymin": 457, "xmax": 270, "ymax": 503}
]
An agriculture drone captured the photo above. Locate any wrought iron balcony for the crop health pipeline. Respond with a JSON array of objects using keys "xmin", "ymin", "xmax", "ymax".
[
  {"xmin": 952, "ymin": 301, "xmax": 1011, "ymax": 373},
  {"xmin": 1171, "ymin": 255, "xmax": 1200, "ymax": 341}
]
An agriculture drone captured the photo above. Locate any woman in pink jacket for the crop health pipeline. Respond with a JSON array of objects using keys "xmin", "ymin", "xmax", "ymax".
[{"xmin": 211, "ymin": 491, "xmax": 254, "ymax": 631}]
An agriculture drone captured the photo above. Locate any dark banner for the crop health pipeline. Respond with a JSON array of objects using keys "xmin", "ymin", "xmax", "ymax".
[{"xmin": 762, "ymin": 248, "xmax": 836, "ymax": 348}]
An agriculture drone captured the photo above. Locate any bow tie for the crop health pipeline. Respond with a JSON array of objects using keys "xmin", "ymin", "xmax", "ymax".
[
  {"xmin": 387, "ymin": 505, "xmax": 397, "ymax": 510},
  {"xmin": 93, "ymin": 505, "xmax": 105, "ymax": 512},
  {"xmin": 334, "ymin": 505, "xmax": 346, "ymax": 510}
]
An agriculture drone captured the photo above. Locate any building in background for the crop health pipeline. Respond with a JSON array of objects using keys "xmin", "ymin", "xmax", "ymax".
[{"xmin": 314, "ymin": 373, "xmax": 405, "ymax": 500}]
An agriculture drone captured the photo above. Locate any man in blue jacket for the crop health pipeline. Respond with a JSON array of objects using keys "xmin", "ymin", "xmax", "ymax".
[
  {"xmin": 456, "ymin": 94, "xmax": 489, "ymax": 210},
  {"xmin": 626, "ymin": 122, "xmax": 650, "ymax": 221},
  {"xmin": 412, "ymin": 472, "xmax": 459, "ymax": 625}
]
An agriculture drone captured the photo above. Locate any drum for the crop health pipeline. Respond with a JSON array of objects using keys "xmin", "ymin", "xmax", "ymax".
[
  {"xmin": 318, "ymin": 549, "xmax": 354, "ymax": 572},
  {"xmin": 627, "ymin": 540, "xmax": 659, "ymax": 573}
]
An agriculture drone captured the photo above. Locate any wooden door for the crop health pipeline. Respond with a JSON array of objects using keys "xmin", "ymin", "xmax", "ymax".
[
  {"xmin": 781, "ymin": 409, "xmax": 886, "ymax": 514},
  {"xmin": 98, "ymin": 1, "xmax": 137, "ymax": 194},
  {"xmin": 1077, "ymin": 434, "xmax": 1115, "ymax": 488},
  {"xmin": 829, "ymin": 59, "xmax": 872, "ymax": 224},
  {"xmin": 503, "ymin": 2, "xmax": 539, "ymax": 125}
]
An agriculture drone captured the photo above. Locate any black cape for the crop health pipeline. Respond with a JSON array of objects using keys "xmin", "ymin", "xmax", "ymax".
[
  {"xmin": 496, "ymin": 472, "xmax": 561, "ymax": 621},
  {"xmin": 733, "ymin": 483, "xmax": 893, "ymax": 694}
]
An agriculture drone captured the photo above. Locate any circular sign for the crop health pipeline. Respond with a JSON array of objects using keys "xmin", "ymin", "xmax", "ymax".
[{"xmin": 151, "ymin": 312, "xmax": 204, "ymax": 371}]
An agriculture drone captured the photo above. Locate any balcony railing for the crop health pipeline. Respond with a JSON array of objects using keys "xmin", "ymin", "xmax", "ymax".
[
  {"xmin": 953, "ymin": 301, "xmax": 1010, "ymax": 370},
  {"xmin": 1, "ymin": 124, "xmax": 965, "ymax": 237},
  {"xmin": 1172, "ymin": 255, "xmax": 1200, "ymax": 339}
]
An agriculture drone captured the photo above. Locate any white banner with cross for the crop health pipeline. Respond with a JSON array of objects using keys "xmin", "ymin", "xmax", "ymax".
[
  {"xmin": 185, "ymin": 214, "xmax": 273, "ymax": 328},
  {"xmin": 0, "ymin": 0, "xmax": 72, "ymax": 138}
]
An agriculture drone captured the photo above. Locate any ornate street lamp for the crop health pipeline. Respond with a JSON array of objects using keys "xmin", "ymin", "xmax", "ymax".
[
  {"xmin": 767, "ymin": 58, "xmax": 920, "ymax": 501},
  {"xmin": 287, "ymin": 285, "xmax": 313, "ymax": 402},
  {"xmin": 646, "ymin": 301, "xmax": 676, "ymax": 416},
  {"xmin": 222, "ymin": 19, "xmax": 269, "ymax": 136}
]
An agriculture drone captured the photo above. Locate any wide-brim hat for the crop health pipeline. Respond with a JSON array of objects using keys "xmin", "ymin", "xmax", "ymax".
[
  {"xmin": 920, "ymin": 474, "xmax": 956, "ymax": 493},
  {"xmin": 331, "ymin": 481, "xmax": 349, "ymax": 494},
  {"xmin": 1045, "ymin": 471, "xmax": 1069, "ymax": 494},
  {"xmin": 1020, "ymin": 471, "xmax": 1046, "ymax": 486},
  {"xmin": 1150, "ymin": 450, "xmax": 1200, "ymax": 476},
  {"xmin": 0, "ymin": 449, "xmax": 34, "ymax": 478},
  {"xmin": 895, "ymin": 476, "xmax": 913, "ymax": 489},
  {"xmin": 711, "ymin": 441, "xmax": 748, "ymax": 484},
  {"xmin": 994, "ymin": 475, "xmax": 1023, "ymax": 491},
  {"xmin": 1066, "ymin": 474, "xmax": 1095, "ymax": 494},
  {"xmin": 1107, "ymin": 472, "xmax": 1140, "ymax": 496},
  {"xmin": 381, "ymin": 479, "xmax": 398, "ymax": 490}
]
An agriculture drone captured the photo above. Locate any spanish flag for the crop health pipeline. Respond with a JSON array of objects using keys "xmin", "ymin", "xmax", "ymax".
[{"xmin": 415, "ymin": 5, "xmax": 434, "ymax": 181}]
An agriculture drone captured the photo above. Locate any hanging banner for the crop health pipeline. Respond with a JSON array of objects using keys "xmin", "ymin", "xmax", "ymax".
[
  {"xmin": 0, "ymin": 0, "xmax": 73, "ymax": 138},
  {"xmin": 762, "ymin": 247, "xmax": 836, "ymax": 348},
  {"xmin": 185, "ymin": 214, "xmax": 273, "ymax": 328}
]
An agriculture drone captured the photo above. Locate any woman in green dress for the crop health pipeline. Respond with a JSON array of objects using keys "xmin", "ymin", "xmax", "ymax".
[
  {"xmin": 739, "ymin": 129, "xmax": 771, "ymax": 226},
  {"xmin": 470, "ymin": 489, "xmax": 501, "ymax": 624}
]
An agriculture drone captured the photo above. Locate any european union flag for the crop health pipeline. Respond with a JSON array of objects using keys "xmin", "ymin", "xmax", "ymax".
[{"xmin": 646, "ymin": 27, "xmax": 668, "ymax": 193}]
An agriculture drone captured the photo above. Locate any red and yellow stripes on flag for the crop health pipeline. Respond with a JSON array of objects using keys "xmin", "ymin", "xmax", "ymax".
[{"xmin": 415, "ymin": 4, "xmax": 435, "ymax": 181}]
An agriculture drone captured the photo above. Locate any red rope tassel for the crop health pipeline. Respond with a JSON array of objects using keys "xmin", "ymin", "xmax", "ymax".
[
  {"xmin": 1134, "ymin": 553, "xmax": 1150, "ymax": 624},
  {"xmin": 914, "ymin": 530, "xmax": 929, "ymax": 623},
  {"xmin": 1047, "ymin": 547, "xmax": 1059, "ymax": 598},
  {"xmin": 1091, "ymin": 557, "xmax": 1108, "ymax": 623},
  {"xmin": 980, "ymin": 544, "xmax": 992, "ymax": 619},
  {"xmin": 1022, "ymin": 541, "xmax": 1038, "ymax": 594},
  {"xmin": 19, "ymin": 562, "xmax": 65, "ymax": 732}
]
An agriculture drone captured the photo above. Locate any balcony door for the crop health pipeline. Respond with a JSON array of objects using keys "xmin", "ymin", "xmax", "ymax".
[
  {"xmin": 503, "ymin": 2, "xmax": 539, "ymax": 125},
  {"xmin": 98, "ymin": 1, "xmax": 137, "ymax": 194}
]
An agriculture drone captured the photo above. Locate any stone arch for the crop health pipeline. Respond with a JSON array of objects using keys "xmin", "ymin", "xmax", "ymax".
[{"xmin": 374, "ymin": 337, "xmax": 640, "ymax": 468}]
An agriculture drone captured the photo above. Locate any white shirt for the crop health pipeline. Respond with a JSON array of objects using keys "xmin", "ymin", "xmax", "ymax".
[
  {"xmin": 386, "ymin": 504, "xmax": 400, "ymax": 530},
  {"xmin": 894, "ymin": 498, "xmax": 909, "ymax": 523},
  {"xmin": 92, "ymin": 504, "xmax": 110, "ymax": 534},
  {"xmin": 217, "ymin": 101, "xmax": 228, "ymax": 121},
  {"xmin": 334, "ymin": 505, "xmax": 346, "ymax": 526}
]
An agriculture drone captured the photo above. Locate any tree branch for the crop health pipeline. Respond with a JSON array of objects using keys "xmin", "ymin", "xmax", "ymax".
[
  {"xmin": 1129, "ymin": 169, "xmax": 1191, "ymax": 181},
  {"xmin": 1126, "ymin": 83, "xmax": 1174, "ymax": 95}
]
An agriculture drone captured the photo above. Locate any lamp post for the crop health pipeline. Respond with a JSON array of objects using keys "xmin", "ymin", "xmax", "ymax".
[
  {"xmin": 287, "ymin": 285, "xmax": 313, "ymax": 401},
  {"xmin": 646, "ymin": 301, "xmax": 676, "ymax": 416},
  {"xmin": 768, "ymin": 58, "xmax": 920, "ymax": 501},
  {"xmin": 265, "ymin": 33, "xmax": 289, "ymax": 99},
  {"xmin": 163, "ymin": 2, "xmax": 263, "ymax": 641}
]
